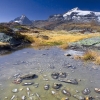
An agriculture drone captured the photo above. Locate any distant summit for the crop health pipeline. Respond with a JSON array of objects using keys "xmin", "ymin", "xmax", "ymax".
[
  {"xmin": 63, "ymin": 7, "xmax": 100, "ymax": 22},
  {"xmin": 11, "ymin": 15, "xmax": 32, "ymax": 25}
]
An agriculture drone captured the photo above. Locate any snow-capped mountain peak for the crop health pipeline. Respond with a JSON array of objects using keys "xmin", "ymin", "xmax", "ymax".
[
  {"xmin": 69, "ymin": 7, "xmax": 79, "ymax": 12},
  {"xmin": 12, "ymin": 15, "xmax": 32, "ymax": 25},
  {"xmin": 63, "ymin": 7, "xmax": 100, "ymax": 22},
  {"xmin": 20, "ymin": 15, "xmax": 26, "ymax": 19},
  {"xmin": 63, "ymin": 7, "xmax": 92, "ymax": 17}
]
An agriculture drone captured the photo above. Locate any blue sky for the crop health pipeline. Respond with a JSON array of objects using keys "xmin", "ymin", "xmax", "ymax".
[{"xmin": 0, "ymin": 0, "xmax": 100, "ymax": 22}]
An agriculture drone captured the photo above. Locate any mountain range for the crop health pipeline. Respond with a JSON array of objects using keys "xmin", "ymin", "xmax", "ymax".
[{"xmin": 10, "ymin": 7, "xmax": 100, "ymax": 30}]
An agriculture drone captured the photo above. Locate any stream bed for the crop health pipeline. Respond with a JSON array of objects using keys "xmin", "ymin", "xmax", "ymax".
[{"xmin": 0, "ymin": 47, "xmax": 100, "ymax": 100}]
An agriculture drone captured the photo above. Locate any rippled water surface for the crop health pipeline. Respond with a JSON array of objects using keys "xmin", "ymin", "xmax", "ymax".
[{"xmin": 0, "ymin": 47, "xmax": 100, "ymax": 100}]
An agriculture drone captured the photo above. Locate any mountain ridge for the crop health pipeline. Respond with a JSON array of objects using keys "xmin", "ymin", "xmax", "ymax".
[{"xmin": 10, "ymin": 7, "xmax": 100, "ymax": 27}]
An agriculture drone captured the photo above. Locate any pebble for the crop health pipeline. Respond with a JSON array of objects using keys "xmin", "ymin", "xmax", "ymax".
[
  {"xmin": 13, "ymin": 73, "xmax": 20, "ymax": 78},
  {"xmin": 27, "ymin": 87, "xmax": 30, "ymax": 91},
  {"xmin": 65, "ymin": 98, "xmax": 69, "ymax": 100},
  {"xmin": 79, "ymin": 96, "xmax": 85, "ymax": 100},
  {"xmin": 76, "ymin": 90, "xmax": 79, "ymax": 93},
  {"xmin": 51, "ymin": 91, "xmax": 56, "ymax": 95},
  {"xmin": 82, "ymin": 88, "xmax": 91, "ymax": 95},
  {"xmin": 12, "ymin": 89, "xmax": 18, "ymax": 93},
  {"xmin": 94, "ymin": 88, "xmax": 100, "ymax": 93},
  {"xmin": 5, "ymin": 97, "xmax": 8, "ymax": 99},
  {"xmin": 22, "ymin": 82, "xmax": 34, "ymax": 86},
  {"xmin": 19, "ymin": 88, "xmax": 23, "ymax": 91},
  {"xmin": 43, "ymin": 78, "xmax": 49, "ymax": 81},
  {"xmin": 44, "ymin": 84, "xmax": 49, "ymax": 90},
  {"xmin": 43, "ymin": 75, "xmax": 47, "ymax": 77},
  {"xmin": 11, "ymin": 95, "xmax": 15, "ymax": 100},
  {"xmin": 22, "ymin": 95, "xmax": 26, "ymax": 100},
  {"xmin": 52, "ymin": 83, "xmax": 62, "ymax": 89},
  {"xmin": 62, "ymin": 89, "xmax": 71, "ymax": 97}
]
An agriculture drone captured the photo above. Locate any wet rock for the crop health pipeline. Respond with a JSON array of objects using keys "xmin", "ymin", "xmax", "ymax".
[
  {"xmin": 79, "ymin": 96, "xmax": 85, "ymax": 100},
  {"xmin": 11, "ymin": 95, "xmax": 16, "ymax": 100},
  {"xmin": 82, "ymin": 88, "xmax": 91, "ymax": 95},
  {"xmin": 94, "ymin": 88, "xmax": 100, "ymax": 94},
  {"xmin": 26, "ymin": 87, "xmax": 30, "ymax": 91},
  {"xmin": 44, "ymin": 84, "xmax": 49, "ymax": 90},
  {"xmin": 20, "ymin": 74, "xmax": 37, "ymax": 80},
  {"xmin": 67, "ymin": 64, "xmax": 76, "ymax": 69},
  {"xmin": 22, "ymin": 82, "xmax": 34, "ymax": 86},
  {"xmin": 85, "ymin": 96, "xmax": 94, "ymax": 100},
  {"xmin": 73, "ymin": 95, "xmax": 85, "ymax": 100},
  {"xmin": 65, "ymin": 98, "xmax": 69, "ymax": 100},
  {"xmin": 12, "ymin": 89, "xmax": 18, "ymax": 93},
  {"xmin": 65, "ymin": 54, "xmax": 72, "ymax": 56},
  {"xmin": 67, "ymin": 64, "xmax": 72, "ymax": 68},
  {"xmin": 36, "ymin": 93, "xmax": 40, "ymax": 98},
  {"xmin": 52, "ymin": 83, "xmax": 62, "ymax": 89},
  {"xmin": 51, "ymin": 72, "xmax": 67, "ymax": 79},
  {"xmin": 59, "ymin": 72, "xmax": 67, "ymax": 78},
  {"xmin": 59, "ymin": 79, "xmax": 78, "ymax": 85},
  {"xmin": 22, "ymin": 95, "xmax": 26, "ymax": 100},
  {"xmin": 43, "ymin": 78, "xmax": 49, "ymax": 81},
  {"xmin": 13, "ymin": 73, "xmax": 20, "ymax": 78},
  {"xmin": 19, "ymin": 88, "xmax": 23, "ymax": 91},
  {"xmin": 61, "ymin": 97, "xmax": 69, "ymax": 100},
  {"xmin": 51, "ymin": 91, "xmax": 56, "ymax": 95},
  {"xmin": 76, "ymin": 90, "xmax": 79, "ymax": 93},
  {"xmin": 5, "ymin": 97, "xmax": 8, "ymax": 99},
  {"xmin": 51, "ymin": 72, "xmax": 59, "ymax": 79},
  {"xmin": 12, "ymin": 78, "xmax": 22, "ymax": 84},
  {"xmin": 62, "ymin": 89, "xmax": 71, "ymax": 97}
]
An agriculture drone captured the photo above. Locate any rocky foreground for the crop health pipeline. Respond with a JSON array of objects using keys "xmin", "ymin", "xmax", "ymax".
[{"xmin": 0, "ymin": 47, "xmax": 100, "ymax": 100}]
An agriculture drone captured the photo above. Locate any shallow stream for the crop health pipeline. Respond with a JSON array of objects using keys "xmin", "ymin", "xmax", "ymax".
[{"xmin": 0, "ymin": 47, "xmax": 100, "ymax": 100}]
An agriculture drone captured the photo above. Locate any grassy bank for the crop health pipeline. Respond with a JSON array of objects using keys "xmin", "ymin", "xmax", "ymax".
[
  {"xmin": 21, "ymin": 30, "xmax": 100, "ymax": 47},
  {"xmin": 75, "ymin": 50, "xmax": 100, "ymax": 65}
]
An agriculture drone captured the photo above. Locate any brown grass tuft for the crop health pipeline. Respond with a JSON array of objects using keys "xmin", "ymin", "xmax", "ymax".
[
  {"xmin": 95, "ymin": 56, "xmax": 100, "ymax": 65},
  {"xmin": 74, "ymin": 50, "xmax": 100, "ymax": 65},
  {"xmin": 81, "ymin": 50, "xmax": 97, "ymax": 61},
  {"xmin": 74, "ymin": 55, "xmax": 82, "ymax": 60},
  {"xmin": 60, "ymin": 44, "xmax": 69, "ymax": 50}
]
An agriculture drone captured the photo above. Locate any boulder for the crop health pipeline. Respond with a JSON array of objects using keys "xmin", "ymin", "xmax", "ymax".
[
  {"xmin": 59, "ymin": 79, "xmax": 78, "ymax": 85},
  {"xmin": 20, "ymin": 74, "xmax": 37, "ymax": 80}
]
